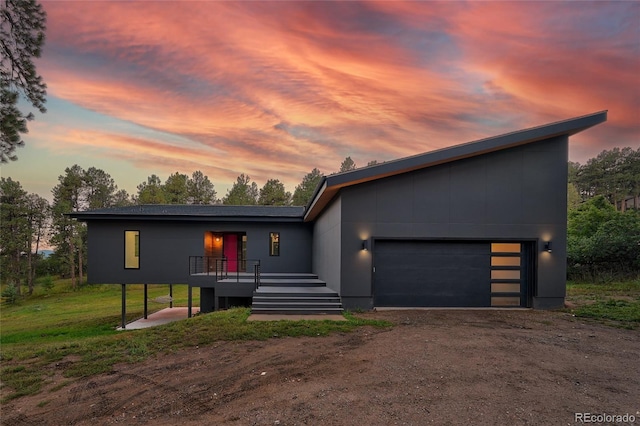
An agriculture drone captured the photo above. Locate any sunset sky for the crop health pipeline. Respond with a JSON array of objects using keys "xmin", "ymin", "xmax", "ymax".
[{"xmin": 3, "ymin": 0, "xmax": 639, "ymax": 202}]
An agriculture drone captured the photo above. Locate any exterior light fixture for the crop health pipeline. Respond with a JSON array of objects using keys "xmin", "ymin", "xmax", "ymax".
[
  {"xmin": 362, "ymin": 240, "xmax": 368, "ymax": 251},
  {"xmin": 544, "ymin": 241, "xmax": 552, "ymax": 253}
]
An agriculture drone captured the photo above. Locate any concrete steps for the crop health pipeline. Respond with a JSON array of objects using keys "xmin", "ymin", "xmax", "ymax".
[
  {"xmin": 251, "ymin": 273, "xmax": 343, "ymax": 315},
  {"xmin": 256, "ymin": 279, "xmax": 327, "ymax": 287}
]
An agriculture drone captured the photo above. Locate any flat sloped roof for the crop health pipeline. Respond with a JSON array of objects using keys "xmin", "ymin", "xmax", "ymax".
[
  {"xmin": 304, "ymin": 111, "xmax": 607, "ymax": 221},
  {"xmin": 70, "ymin": 204, "xmax": 306, "ymax": 222}
]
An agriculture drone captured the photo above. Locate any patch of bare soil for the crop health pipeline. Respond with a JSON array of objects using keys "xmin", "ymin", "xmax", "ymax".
[{"xmin": 3, "ymin": 310, "xmax": 638, "ymax": 425}]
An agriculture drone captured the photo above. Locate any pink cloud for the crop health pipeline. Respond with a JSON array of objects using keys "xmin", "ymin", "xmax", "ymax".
[
  {"xmin": 449, "ymin": 3, "xmax": 638, "ymax": 130},
  {"xmin": 36, "ymin": 0, "xmax": 638, "ymax": 187}
]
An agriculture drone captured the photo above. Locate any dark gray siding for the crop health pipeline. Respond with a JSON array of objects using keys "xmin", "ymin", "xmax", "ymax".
[
  {"xmin": 86, "ymin": 220, "xmax": 312, "ymax": 284},
  {"xmin": 312, "ymin": 196, "xmax": 342, "ymax": 294},
  {"xmin": 335, "ymin": 136, "xmax": 568, "ymax": 309}
]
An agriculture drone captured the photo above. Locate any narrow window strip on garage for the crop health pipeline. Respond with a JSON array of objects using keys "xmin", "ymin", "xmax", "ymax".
[{"xmin": 490, "ymin": 242, "xmax": 523, "ymax": 307}]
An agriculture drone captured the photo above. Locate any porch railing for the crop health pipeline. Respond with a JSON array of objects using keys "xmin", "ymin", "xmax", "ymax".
[{"xmin": 189, "ymin": 256, "xmax": 261, "ymax": 286}]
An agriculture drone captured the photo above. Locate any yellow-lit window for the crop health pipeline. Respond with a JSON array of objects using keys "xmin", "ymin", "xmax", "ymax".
[
  {"xmin": 491, "ymin": 269, "xmax": 520, "ymax": 280},
  {"xmin": 491, "ymin": 256, "xmax": 521, "ymax": 267},
  {"xmin": 491, "ymin": 283, "xmax": 521, "ymax": 293},
  {"xmin": 269, "ymin": 232, "xmax": 280, "ymax": 256},
  {"xmin": 491, "ymin": 296, "xmax": 521, "ymax": 307},
  {"xmin": 125, "ymin": 231, "xmax": 140, "ymax": 269},
  {"xmin": 491, "ymin": 243, "xmax": 521, "ymax": 253}
]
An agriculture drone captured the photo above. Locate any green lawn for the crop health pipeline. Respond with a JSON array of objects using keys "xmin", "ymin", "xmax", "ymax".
[
  {"xmin": 566, "ymin": 279, "xmax": 640, "ymax": 329},
  {"xmin": 1, "ymin": 280, "xmax": 196, "ymax": 345},
  {"xmin": 0, "ymin": 278, "xmax": 389, "ymax": 403}
]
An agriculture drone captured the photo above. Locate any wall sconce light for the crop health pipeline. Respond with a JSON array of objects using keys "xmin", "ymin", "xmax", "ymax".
[
  {"xmin": 544, "ymin": 241, "xmax": 552, "ymax": 253},
  {"xmin": 215, "ymin": 236, "xmax": 221, "ymax": 243},
  {"xmin": 361, "ymin": 240, "xmax": 368, "ymax": 251}
]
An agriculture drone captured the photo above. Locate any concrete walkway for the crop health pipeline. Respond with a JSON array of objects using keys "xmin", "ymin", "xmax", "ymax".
[
  {"xmin": 118, "ymin": 307, "xmax": 346, "ymax": 330},
  {"xmin": 117, "ymin": 307, "xmax": 199, "ymax": 330}
]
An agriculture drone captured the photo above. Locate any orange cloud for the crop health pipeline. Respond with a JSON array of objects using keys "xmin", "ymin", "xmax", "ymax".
[{"xmin": 36, "ymin": 0, "xmax": 638, "ymax": 192}]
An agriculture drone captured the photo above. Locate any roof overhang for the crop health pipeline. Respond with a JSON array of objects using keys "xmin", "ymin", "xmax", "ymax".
[
  {"xmin": 69, "ymin": 205, "xmax": 306, "ymax": 223},
  {"xmin": 304, "ymin": 111, "xmax": 607, "ymax": 222}
]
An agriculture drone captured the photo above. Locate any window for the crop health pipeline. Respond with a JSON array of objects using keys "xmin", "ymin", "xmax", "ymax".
[
  {"xmin": 490, "ymin": 241, "xmax": 522, "ymax": 307},
  {"xmin": 125, "ymin": 230, "xmax": 140, "ymax": 269},
  {"xmin": 269, "ymin": 232, "xmax": 280, "ymax": 256}
]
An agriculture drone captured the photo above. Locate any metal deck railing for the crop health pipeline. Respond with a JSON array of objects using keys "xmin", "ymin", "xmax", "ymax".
[{"xmin": 189, "ymin": 256, "xmax": 261, "ymax": 287}]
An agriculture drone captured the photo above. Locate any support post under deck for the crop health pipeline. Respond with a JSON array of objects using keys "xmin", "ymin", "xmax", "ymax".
[{"xmin": 121, "ymin": 284, "xmax": 126, "ymax": 329}]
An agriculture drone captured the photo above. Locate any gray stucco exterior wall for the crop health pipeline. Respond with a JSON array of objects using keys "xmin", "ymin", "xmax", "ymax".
[
  {"xmin": 86, "ymin": 220, "xmax": 313, "ymax": 284},
  {"xmin": 322, "ymin": 135, "xmax": 569, "ymax": 310}
]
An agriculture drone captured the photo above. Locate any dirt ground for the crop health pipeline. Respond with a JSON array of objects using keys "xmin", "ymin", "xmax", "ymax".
[{"xmin": 3, "ymin": 309, "xmax": 639, "ymax": 425}]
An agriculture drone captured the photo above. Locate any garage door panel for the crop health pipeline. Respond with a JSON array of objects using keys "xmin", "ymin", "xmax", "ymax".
[{"xmin": 374, "ymin": 241, "xmax": 491, "ymax": 307}]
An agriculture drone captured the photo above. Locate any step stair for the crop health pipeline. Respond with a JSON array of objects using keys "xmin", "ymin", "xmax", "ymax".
[{"xmin": 251, "ymin": 273, "xmax": 343, "ymax": 315}]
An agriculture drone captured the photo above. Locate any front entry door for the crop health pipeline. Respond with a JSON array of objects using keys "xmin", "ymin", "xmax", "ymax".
[{"xmin": 223, "ymin": 234, "xmax": 238, "ymax": 272}]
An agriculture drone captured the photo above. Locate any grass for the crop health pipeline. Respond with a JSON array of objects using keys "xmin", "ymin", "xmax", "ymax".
[
  {"xmin": 1, "ymin": 279, "xmax": 198, "ymax": 346},
  {"xmin": 4, "ymin": 276, "xmax": 637, "ymax": 403},
  {"xmin": 566, "ymin": 279, "xmax": 640, "ymax": 329},
  {"xmin": 0, "ymin": 278, "xmax": 390, "ymax": 403}
]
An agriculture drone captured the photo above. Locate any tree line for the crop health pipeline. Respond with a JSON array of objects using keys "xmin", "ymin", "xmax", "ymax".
[
  {"xmin": 0, "ymin": 156, "xmax": 366, "ymax": 293},
  {"xmin": 569, "ymin": 147, "xmax": 640, "ymax": 211},
  {"xmin": 2, "ymin": 148, "xmax": 638, "ymax": 297},
  {"xmin": 567, "ymin": 147, "xmax": 640, "ymax": 281}
]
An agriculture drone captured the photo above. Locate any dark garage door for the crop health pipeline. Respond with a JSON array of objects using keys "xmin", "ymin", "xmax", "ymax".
[{"xmin": 374, "ymin": 241, "xmax": 492, "ymax": 307}]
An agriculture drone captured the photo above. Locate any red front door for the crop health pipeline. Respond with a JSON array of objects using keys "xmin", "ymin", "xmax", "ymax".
[{"xmin": 223, "ymin": 234, "xmax": 238, "ymax": 272}]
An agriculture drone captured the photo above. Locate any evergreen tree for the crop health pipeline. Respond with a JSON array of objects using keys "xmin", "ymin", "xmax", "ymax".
[
  {"xmin": 0, "ymin": 177, "xmax": 28, "ymax": 293},
  {"xmin": 24, "ymin": 192, "xmax": 48, "ymax": 294},
  {"xmin": 339, "ymin": 156, "xmax": 356, "ymax": 172},
  {"xmin": 567, "ymin": 183, "xmax": 581, "ymax": 211},
  {"xmin": 1, "ymin": 0, "xmax": 48, "ymax": 162},
  {"xmin": 187, "ymin": 170, "xmax": 217, "ymax": 204},
  {"xmin": 112, "ymin": 189, "xmax": 132, "ymax": 207},
  {"xmin": 83, "ymin": 166, "xmax": 117, "ymax": 209},
  {"xmin": 573, "ymin": 147, "xmax": 640, "ymax": 210},
  {"xmin": 50, "ymin": 165, "xmax": 85, "ymax": 289},
  {"xmin": 222, "ymin": 174, "xmax": 258, "ymax": 205},
  {"xmin": 163, "ymin": 172, "xmax": 189, "ymax": 204},
  {"xmin": 136, "ymin": 174, "xmax": 165, "ymax": 204},
  {"xmin": 292, "ymin": 168, "xmax": 322, "ymax": 206},
  {"xmin": 258, "ymin": 179, "xmax": 291, "ymax": 206},
  {"xmin": 0, "ymin": 178, "xmax": 48, "ymax": 294}
]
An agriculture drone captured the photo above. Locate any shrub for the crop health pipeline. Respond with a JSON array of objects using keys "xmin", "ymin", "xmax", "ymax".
[
  {"xmin": 40, "ymin": 275, "xmax": 55, "ymax": 292},
  {"xmin": 568, "ymin": 196, "xmax": 640, "ymax": 281},
  {"xmin": 1, "ymin": 284, "xmax": 19, "ymax": 304}
]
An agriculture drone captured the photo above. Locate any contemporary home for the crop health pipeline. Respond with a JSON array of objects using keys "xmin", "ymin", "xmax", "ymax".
[{"xmin": 71, "ymin": 111, "xmax": 607, "ymax": 326}]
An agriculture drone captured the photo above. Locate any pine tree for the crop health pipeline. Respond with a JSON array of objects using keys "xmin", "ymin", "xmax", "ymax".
[
  {"xmin": 50, "ymin": 165, "xmax": 84, "ymax": 289},
  {"xmin": 187, "ymin": 170, "xmax": 217, "ymax": 204},
  {"xmin": 292, "ymin": 168, "xmax": 323, "ymax": 206},
  {"xmin": 163, "ymin": 172, "xmax": 189, "ymax": 204},
  {"xmin": 223, "ymin": 174, "xmax": 258, "ymax": 205},
  {"xmin": 136, "ymin": 174, "xmax": 166, "ymax": 204},
  {"xmin": 258, "ymin": 179, "xmax": 291, "ymax": 206},
  {"xmin": 1, "ymin": 0, "xmax": 48, "ymax": 161},
  {"xmin": 0, "ymin": 177, "xmax": 28, "ymax": 294},
  {"xmin": 339, "ymin": 156, "xmax": 356, "ymax": 172}
]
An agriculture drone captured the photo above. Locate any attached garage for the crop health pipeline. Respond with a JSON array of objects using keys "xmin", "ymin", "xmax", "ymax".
[
  {"xmin": 306, "ymin": 112, "xmax": 606, "ymax": 310},
  {"xmin": 373, "ymin": 240, "xmax": 533, "ymax": 308}
]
